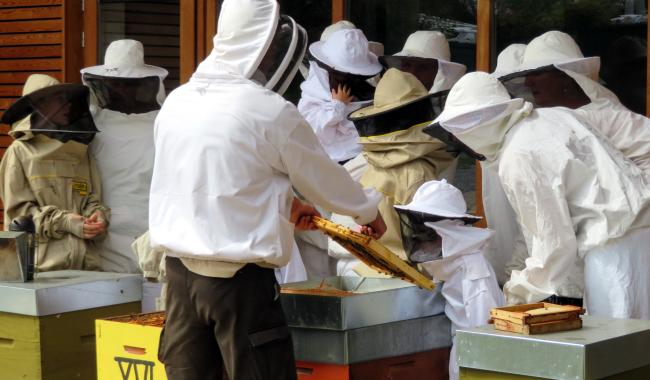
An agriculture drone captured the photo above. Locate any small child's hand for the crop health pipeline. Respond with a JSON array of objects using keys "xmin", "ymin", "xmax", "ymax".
[
  {"xmin": 83, "ymin": 211, "xmax": 107, "ymax": 239},
  {"xmin": 331, "ymin": 84, "xmax": 354, "ymax": 104}
]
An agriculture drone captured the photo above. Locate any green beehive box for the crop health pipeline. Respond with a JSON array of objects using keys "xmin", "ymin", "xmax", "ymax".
[{"xmin": 0, "ymin": 271, "xmax": 142, "ymax": 380}]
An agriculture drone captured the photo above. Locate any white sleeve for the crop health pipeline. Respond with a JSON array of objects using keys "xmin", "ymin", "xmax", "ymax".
[
  {"xmin": 298, "ymin": 98, "xmax": 348, "ymax": 143},
  {"xmin": 281, "ymin": 122, "xmax": 378, "ymax": 225},
  {"xmin": 500, "ymin": 151, "xmax": 579, "ymax": 304}
]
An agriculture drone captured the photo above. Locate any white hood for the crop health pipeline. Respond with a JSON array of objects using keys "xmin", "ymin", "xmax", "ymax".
[
  {"xmin": 194, "ymin": 0, "xmax": 278, "ymax": 80},
  {"xmin": 435, "ymin": 72, "xmax": 532, "ymax": 162},
  {"xmin": 420, "ymin": 220, "xmax": 496, "ymax": 283}
]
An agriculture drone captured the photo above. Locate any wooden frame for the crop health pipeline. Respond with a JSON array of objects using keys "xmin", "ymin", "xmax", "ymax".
[{"xmin": 179, "ymin": 0, "xmax": 219, "ymax": 84}]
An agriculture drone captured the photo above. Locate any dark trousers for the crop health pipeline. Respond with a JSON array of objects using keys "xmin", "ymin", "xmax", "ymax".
[{"xmin": 159, "ymin": 257, "xmax": 297, "ymax": 380}]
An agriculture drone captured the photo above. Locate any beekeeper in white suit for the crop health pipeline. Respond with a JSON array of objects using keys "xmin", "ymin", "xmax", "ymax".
[
  {"xmin": 494, "ymin": 31, "xmax": 650, "ymax": 277},
  {"xmin": 498, "ymin": 31, "xmax": 650, "ymax": 173},
  {"xmin": 380, "ymin": 31, "xmax": 466, "ymax": 93},
  {"xmin": 149, "ymin": 0, "xmax": 386, "ymax": 378},
  {"xmin": 433, "ymin": 71, "xmax": 650, "ymax": 319},
  {"xmin": 395, "ymin": 179, "xmax": 504, "ymax": 380},
  {"xmin": 298, "ymin": 28, "xmax": 382, "ymax": 164},
  {"xmin": 481, "ymin": 44, "xmax": 527, "ymax": 284},
  {"xmin": 81, "ymin": 39, "xmax": 167, "ymax": 273}
]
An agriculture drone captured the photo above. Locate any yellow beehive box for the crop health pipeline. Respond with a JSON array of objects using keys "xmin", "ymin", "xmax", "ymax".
[
  {"xmin": 0, "ymin": 302, "xmax": 140, "ymax": 380},
  {"xmin": 96, "ymin": 312, "xmax": 167, "ymax": 380}
]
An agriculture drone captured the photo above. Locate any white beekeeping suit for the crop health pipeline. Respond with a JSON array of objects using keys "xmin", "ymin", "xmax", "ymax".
[
  {"xmin": 491, "ymin": 31, "xmax": 650, "ymax": 280},
  {"xmin": 481, "ymin": 43, "xmax": 527, "ymax": 284},
  {"xmin": 81, "ymin": 39, "xmax": 168, "ymax": 273},
  {"xmin": 433, "ymin": 72, "xmax": 650, "ymax": 319},
  {"xmin": 394, "ymin": 179, "xmax": 504, "ymax": 380},
  {"xmin": 149, "ymin": 1, "xmax": 380, "ymax": 278},
  {"xmin": 298, "ymin": 28, "xmax": 382, "ymax": 163}
]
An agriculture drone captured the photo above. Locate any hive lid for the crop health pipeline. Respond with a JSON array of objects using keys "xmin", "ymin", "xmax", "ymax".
[{"xmin": 313, "ymin": 216, "xmax": 435, "ymax": 290}]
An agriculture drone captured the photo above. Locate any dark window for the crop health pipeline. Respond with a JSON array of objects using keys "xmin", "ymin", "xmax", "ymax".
[
  {"xmin": 98, "ymin": 0, "xmax": 181, "ymax": 92},
  {"xmin": 494, "ymin": 0, "xmax": 648, "ymax": 114}
]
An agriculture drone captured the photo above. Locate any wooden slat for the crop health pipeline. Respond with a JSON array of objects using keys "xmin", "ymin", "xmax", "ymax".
[
  {"xmin": 0, "ymin": 32, "xmax": 62, "ymax": 45},
  {"xmin": 0, "ymin": 134, "xmax": 13, "ymax": 146},
  {"xmin": 0, "ymin": 0, "xmax": 62, "ymax": 8},
  {"xmin": 0, "ymin": 58, "xmax": 62, "ymax": 71},
  {"xmin": 0, "ymin": 45, "xmax": 61, "ymax": 59},
  {"xmin": 0, "ymin": 124, "xmax": 9, "ymax": 134},
  {"xmin": 0, "ymin": 6, "xmax": 63, "ymax": 21},
  {"xmin": 0, "ymin": 85, "xmax": 21, "ymax": 97},
  {"xmin": 0, "ymin": 71, "xmax": 62, "ymax": 84},
  {"xmin": 0, "ymin": 98, "xmax": 17, "ymax": 109},
  {"xmin": 0, "ymin": 19, "xmax": 61, "ymax": 34}
]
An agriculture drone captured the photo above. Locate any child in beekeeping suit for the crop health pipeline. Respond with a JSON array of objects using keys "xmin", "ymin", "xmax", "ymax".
[{"xmin": 394, "ymin": 179, "xmax": 504, "ymax": 380}]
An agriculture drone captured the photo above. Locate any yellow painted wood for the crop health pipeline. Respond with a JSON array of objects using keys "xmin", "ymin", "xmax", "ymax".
[
  {"xmin": 96, "ymin": 316, "xmax": 167, "ymax": 380},
  {"xmin": 0, "ymin": 302, "xmax": 140, "ymax": 380},
  {"xmin": 0, "ymin": 312, "xmax": 41, "ymax": 379}
]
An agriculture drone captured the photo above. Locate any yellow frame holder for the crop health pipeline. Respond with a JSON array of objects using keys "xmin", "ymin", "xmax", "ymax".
[{"xmin": 312, "ymin": 216, "xmax": 435, "ymax": 290}]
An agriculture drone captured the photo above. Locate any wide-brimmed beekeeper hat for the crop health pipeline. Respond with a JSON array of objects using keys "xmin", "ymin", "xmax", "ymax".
[{"xmin": 81, "ymin": 39, "xmax": 168, "ymax": 79}]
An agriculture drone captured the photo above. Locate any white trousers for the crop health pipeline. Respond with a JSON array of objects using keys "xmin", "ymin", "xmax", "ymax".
[{"xmin": 585, "ymin": 227, "xmax": 650, "ymax": 319}]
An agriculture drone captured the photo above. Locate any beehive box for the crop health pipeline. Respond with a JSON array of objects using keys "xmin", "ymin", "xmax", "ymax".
[
  {"xmin": 96, "ymin": 312, "xmax": 167, "ymax": 380},
  {"xmin": 489, "ymin": 302, "xmax": 584, "ymax": 335},
  {"xmin": 0, "ymin": 271, "xmax": 142, "ymax": 380}
]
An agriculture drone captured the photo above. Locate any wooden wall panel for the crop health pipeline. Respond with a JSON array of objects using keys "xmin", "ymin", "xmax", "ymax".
[{"xmin": 0, "ymin": 0, "xmax": 65, "ymax": 224}]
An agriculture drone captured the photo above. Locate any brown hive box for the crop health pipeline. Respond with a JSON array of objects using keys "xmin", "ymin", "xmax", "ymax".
[{"xmin": 489, "ymin": 302, "xmax": 585, "ymax": 335}]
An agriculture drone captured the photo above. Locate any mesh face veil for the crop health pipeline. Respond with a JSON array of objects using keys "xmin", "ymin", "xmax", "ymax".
[
  {"xmin": 396, "ymin": 209, "xmax": 445, "ymax": 263},
  {"xmin": 350, "ymin": 90, "xmax": 448, "ymax": 137},
  {"xmin": 254, "ymin": 15, "xmax": 308, "ymax": 95},
  {"xmin": 2, "ymin": 84, "xmax": 99, "ymax": 145},
  {"xmin": 83, "ymin": 73, "xmax": 161, "ymax": 114},
  {"xmin": 380, "ymin": 55, "xmax": 439, "ymax": 90}
]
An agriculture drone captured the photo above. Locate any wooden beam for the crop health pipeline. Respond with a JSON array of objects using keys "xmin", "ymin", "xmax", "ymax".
[
  {"xmin": 474, "ymin": 0, "xmax": 493, "ymax": 225},
  {"xmin": 205, "ymin": 0, "xmax": 218, "ymax": 53},
  {"xmin": 332, "ymin": 0, "xmax": 344, "ymax": 23},
  {"xmin": 82, "ymin": 0, "xmax": 98, "ymax": 67},
  {"xmin": 196, "ymin": 0, "xmax": 206, "ymax": 61},
  {"xmin": 63, "ymin": 0, "xmax": 83, "ymax": 83},
  {"xmin": 476, "ymin": 0, "xmax": 492, "ymax": 72},
  {"xmin": 180, "ymin": 0, "xmax": 197, "ymax": 84}
]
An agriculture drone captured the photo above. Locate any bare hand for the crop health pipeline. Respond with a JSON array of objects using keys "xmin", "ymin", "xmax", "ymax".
[
  {"xmin": 290, "ymin": 198, "xmax": 321, "ymax": 231},
  {"xmin": 83, "ymin": 211, "xmax": 107, "ymax": 239},
  {"xmin": 360, "ymin": 212, "xmax": 387, "ymax": 240},
  {"xmin": 331, "ymin": 84, "xmax": 354, "ymax": 104}
]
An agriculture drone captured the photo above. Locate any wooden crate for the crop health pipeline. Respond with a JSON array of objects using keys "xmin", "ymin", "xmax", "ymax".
[
  {"xmin": 489, "ymin": 303, "xmax": 584, "ymax": 335},
  {"xmin": 0, "ymin": 301, "xmax": 140, "ymax": 380}
]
